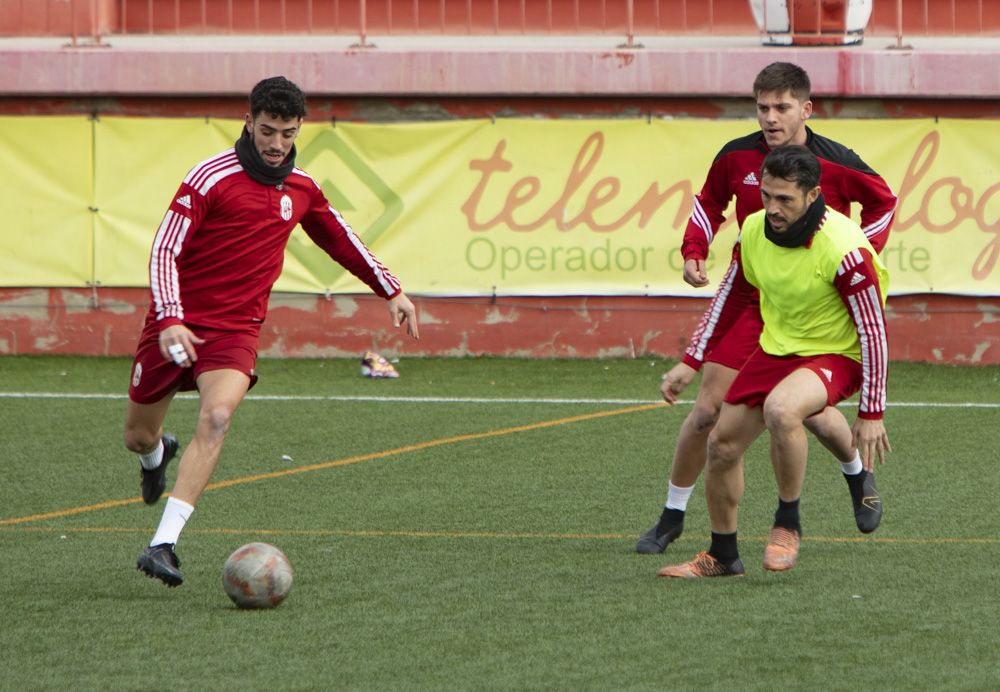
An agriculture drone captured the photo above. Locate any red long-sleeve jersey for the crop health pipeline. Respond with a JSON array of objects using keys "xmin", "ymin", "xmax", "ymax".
[
  {"xmin": 680, "ymin": 127, "xmax": 896, "ymax": 370},
  {"xmin": 835, "ymin": 248, "xmax": 889, "ymax": 419},
  {"xmin": 147, "ymin": 148, "xmax": 401, "ymax": 334}
]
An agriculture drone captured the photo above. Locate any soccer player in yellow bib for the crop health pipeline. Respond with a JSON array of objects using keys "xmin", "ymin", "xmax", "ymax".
[{"xmin": 658, "ymin": 145, "xmax": 891, "ymax": 578}]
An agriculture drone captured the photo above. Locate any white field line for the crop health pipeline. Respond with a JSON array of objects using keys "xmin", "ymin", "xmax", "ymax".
[{"xmin": 0, "ymin": 391, "xmax": 997, "ymax": 408}]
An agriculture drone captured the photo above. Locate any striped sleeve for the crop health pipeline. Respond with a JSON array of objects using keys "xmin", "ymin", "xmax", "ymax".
[
  {"xmin": 149, "ymin": 204, "xmax": 192, "ymax": 325},
  {"xmin": 852, "ymin": 171, "xmax": 896, "ymax": 254},
  {"xmin": 682, "ymin": 196, "xmax": 718, "ymax": 260},
  {"xmin": 680, "ymin": 153, "xmax": 733, "ymax": 261},
  {"xmin": 149, "ymin": 150, "xmax": 237, "ymax": 327},
  {"xmin": 297, "ymin": 172, "xmax": 401, "ymax": 299},
  {"xmin": 834, "ymin": 249, "xmax": 888, "ymax": 419}
]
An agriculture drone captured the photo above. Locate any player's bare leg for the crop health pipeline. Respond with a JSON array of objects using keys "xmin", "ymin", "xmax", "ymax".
[
  {"xmin": 764, "ymin": 369, "xmax": 825, "ymax": 500},
  {"xmin": 705, "ymin": 403, "xmax": 765, "ymax": 533},
  {"xmin": 760, "ymin": 369, "xmax": 827, "ymax": 571},
  {"xmin": 125, "ymin": 393, "xmax": 181, "ymax": 505},
  {"xmin": 671, "ymin": 363, "xmax": 739, "ymax": 486},
  {"xmin": 637, "ymin": 362, "xmax": 738, "ymax": 554},
  {"xmin": 805, "ymin": 405, "xmax": 883, "ymax": 533},
  {"xmin": 804, "ymin": 406, "xmax": 854, "ymax": 462},
  {"xmin": 168, "ymin": 369, "xmax": 250, "ymax": 506},
  {"xmin": 124, "ymin": 393, "xmax": 175, "ymax": 455},
  {"xmin": 137, "ymin": 369, "xmax": 249, "ymax": 586},
  {"xmin": 658, "ymin": 403, "xmax": 764, "ymax": 577}
]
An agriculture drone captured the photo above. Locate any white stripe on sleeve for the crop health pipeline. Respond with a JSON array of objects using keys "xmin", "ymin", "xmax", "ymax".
[
  {"xmin": 847, "ymin": 284, "xmax": 888, "ymax": 414},
  {"xmin": 862, "ymin": 209, "xmax": 894, "ymax": 239},
  {"xmin": 689, "ymin": 197, "xmax": 714, "ymax": 246},
  {"xmin": 150, "ymin": 210, "xmax": 191, "ymax": 321},
  {"xmin": 329, "ymin": 207, "xmax": 401, "ymax": 296}
]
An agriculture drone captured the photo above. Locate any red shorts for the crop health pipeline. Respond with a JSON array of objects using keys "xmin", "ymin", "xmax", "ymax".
[
  {"xmin": 128, "ymin": 321, "xmax": 260, "ymax": 404},
  {"xmin": 704, "ymin": 308, "xmax": 764, "ymax": 371},
  {"xmin": 724, "ymin": 349, "xmax": 862, "ymax": 409}
]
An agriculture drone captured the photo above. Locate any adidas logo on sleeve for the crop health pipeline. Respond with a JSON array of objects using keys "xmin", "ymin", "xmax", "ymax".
[{"xmin": 742, "ymin": 172, "xmax": 759, "ymax": 186}]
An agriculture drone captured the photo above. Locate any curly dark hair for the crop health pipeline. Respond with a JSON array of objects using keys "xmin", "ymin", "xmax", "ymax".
[
  {"xmin": 752, "ymin": 62, "xmax": 811, "ymax": 102},
  {"xmin": 762, "ymin": 145, "xmax": 821, "ymax": 191},
  {"xmin": 249, "ymin": 76, "xmax": 307, "ymax": 120}
]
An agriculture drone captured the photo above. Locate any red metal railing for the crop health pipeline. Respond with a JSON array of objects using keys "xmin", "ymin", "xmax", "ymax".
[
  {"xmin": 0, "ymin": 0, "xmax": 994, "ymax": 46},
  {"xmin": 109, "ymin": 0, "xmax": 752, "ymax": 36}
]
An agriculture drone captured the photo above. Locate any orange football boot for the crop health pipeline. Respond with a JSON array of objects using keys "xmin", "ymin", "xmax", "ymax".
[
  {"xmin": 762, "ymin": 526, "xmax": 800, "ymax": 571},
  {"xmin": 657, "ymin": 551, "xmax": 745, "ymax": 578}
]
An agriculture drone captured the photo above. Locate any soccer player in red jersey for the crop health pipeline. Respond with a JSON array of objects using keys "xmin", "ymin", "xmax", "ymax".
[
  {"xmin": 128, "ymin": 76, "xmax": 419, "ymax": 586},
  {"xmin": 658, "ymin": 146, "xmax": 891, "ymax": 577},
  {"xmin": 637, "ymin": 63, "xmax": 896, "ymax": 555}
]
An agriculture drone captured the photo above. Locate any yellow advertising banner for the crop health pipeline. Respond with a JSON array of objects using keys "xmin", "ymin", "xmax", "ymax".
[
  {"xmin": 0, "ymin": 117, "xmax": 94, "ymax": 286},
  {"xmin": 3, "ymin": 116, "xmax": 999, "ymax": 296}
]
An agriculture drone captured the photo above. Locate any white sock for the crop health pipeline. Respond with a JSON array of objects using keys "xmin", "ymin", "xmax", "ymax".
[
  {"xmin": 665, "ymin": 482, "xmax": 695, "ymax": 512},
  {"xmin": 841, "ymin": 450, "xmax": 864, "ymax": 476},
  {"xmin": 139, "ymin": 439, "xmax": 164, "ymax": 471},
  {"xmin": 150, "ymin": 497, "xmax": 194, "ymax": 547}
]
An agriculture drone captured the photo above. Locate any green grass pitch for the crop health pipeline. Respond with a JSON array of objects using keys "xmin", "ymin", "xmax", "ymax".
[{"xmin": 1, "ymin": 356, "xmax": 998, "ymax": 690}]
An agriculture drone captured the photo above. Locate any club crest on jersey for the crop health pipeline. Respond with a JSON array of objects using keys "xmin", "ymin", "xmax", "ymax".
[{"xmin": 280, "ymin": 194, "xmax": 293, "ymax": 221}]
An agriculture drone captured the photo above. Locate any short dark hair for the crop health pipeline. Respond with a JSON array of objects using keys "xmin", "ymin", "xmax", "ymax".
[
  {"xmin": 249, "ymin": 76, "xmax": 307, "ymax": 120},
  {"xmin": 753, "ymin": 62, "xmax": 811, "ymax": 102},
  {"xmin": 761, "ymin": 145, "xmax": 821, "ymax": 192}
]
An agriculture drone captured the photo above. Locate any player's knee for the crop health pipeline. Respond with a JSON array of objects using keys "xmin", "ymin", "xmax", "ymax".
[
  {"xmin": 198, "ymin": 405, "xmax": 234, "ymax": 440},
  {"xmin": 123, "ymin": 427, "xmax": 156, "ymax": 454},
  {"xmin": 762, "ymin": 397, "xmax": 801, "ymax": 434},
  {"xmin": 688, "ymin": 401, "xmax": 722, "ymax": 434}
]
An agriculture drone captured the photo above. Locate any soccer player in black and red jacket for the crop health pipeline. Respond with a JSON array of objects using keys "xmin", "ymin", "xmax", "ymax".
[
  {"xmin": 127, "ymin": 76, "xmax": 419, "ymax": 586},
  {"xmin": 636, "ymin": 62, "xmax": 897, "ymax": 555}
]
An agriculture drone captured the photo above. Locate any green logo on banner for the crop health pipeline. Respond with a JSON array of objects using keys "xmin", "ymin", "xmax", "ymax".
[{"xmin": 288, "ymin": 129, "xmax": 403, "ymax": 288}]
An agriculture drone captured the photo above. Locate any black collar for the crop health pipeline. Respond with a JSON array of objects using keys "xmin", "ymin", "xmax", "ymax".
[
  {"xmin": 234, "ymin": 128, "xmax": 296, "ymax": 187},
  {"xmin": 764, "ymin": 193, "xmax": 827, "ymax": 248}
]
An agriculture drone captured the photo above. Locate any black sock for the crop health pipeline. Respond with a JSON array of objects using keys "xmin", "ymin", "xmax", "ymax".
[
  {"xmin": 708, "ymin": 531, "xmax": 739, "ymax": 565},
  {"xmin": 656, "ymin": 507, "xmax": 685, "ymax": 536},
  {"xmin": 773, "ymin": 498, "xmax": 801, "ymax": 534}
]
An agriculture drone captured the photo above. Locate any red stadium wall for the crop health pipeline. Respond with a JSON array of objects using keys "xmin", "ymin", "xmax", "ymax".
[
  {"xmin": 0, "ymin": 288, "xmax": 996, "ymax": 365},
  {"xmin": 3, "ymin": 0, "xmax": 997, "ymax": 38}
]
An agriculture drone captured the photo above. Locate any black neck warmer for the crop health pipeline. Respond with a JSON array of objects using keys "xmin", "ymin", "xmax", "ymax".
[
  {"xmin": 234, "ymin": 128, "xmax": 296, "ymax": 187},
  {"xmin": 764, "ymin": 193, "xmax": 827, "ymax": 248}
]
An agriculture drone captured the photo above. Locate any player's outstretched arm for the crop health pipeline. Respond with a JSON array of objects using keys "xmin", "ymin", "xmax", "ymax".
[
  {"xmin": 388, "ymin": 292, "xmax": 420, "ymax": 339},
  {"xmin": 852, "ymin": 417, "xmax": 891, "ymax": 471}
]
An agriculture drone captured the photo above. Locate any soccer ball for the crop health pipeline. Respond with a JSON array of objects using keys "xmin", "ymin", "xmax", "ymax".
[{"xmin": 221, "ymin": 542, "xmax": 293, "ymax": 609}]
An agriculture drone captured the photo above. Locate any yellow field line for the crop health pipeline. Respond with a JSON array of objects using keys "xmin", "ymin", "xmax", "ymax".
[
  {"xmin": 0, "ymin": 497, "xmax": 145, "ymax": 526},
  {"xmin": 0, "ymin": 402, "xmax": 665, "ymax": 527},
  {"xmin": 2, "ymin": 525, "xmax": 998, "ymax": 545}
]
